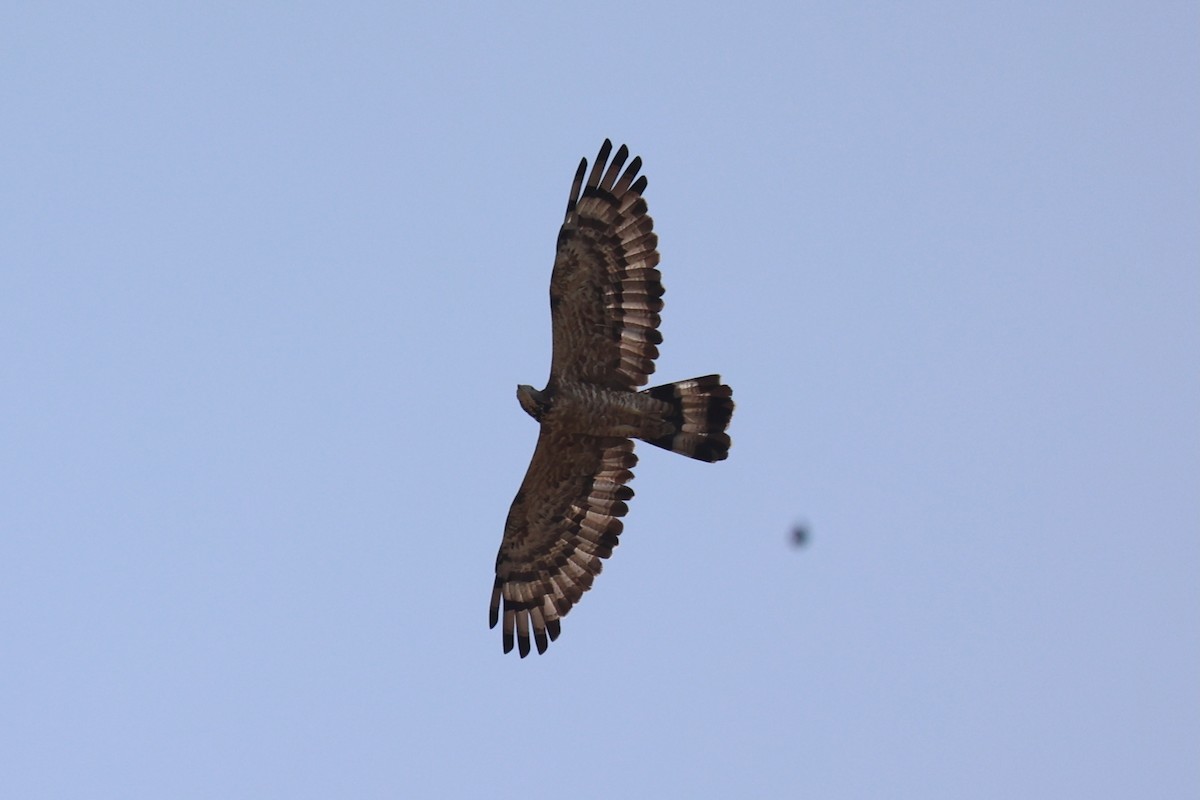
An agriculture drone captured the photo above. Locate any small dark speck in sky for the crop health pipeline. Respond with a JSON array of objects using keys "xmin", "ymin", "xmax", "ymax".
[{"xmin": 789, "ymin": 522, "xmax": 810, "ymax": 549}]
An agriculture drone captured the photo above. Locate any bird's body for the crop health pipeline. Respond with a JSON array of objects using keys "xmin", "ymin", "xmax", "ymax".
[
  {"xmin": 519, "ymin": 382, "xmax": 677, "ymax": 440},
  {"xmin": 490, "ymin": 141, "xmax": 734, "ymax": 657}
]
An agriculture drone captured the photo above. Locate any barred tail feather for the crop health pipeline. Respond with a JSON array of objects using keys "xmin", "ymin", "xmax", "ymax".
[{"xmin": 640, "ymin": 375, "xmax": 734, "ymax": 462}]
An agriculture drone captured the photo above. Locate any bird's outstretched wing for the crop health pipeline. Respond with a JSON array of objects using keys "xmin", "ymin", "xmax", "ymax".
[
  {"xmin": 548, "ymin": 139, "xmax": 665, "ymax": 391},
  {"xmin": 490, "ymin": 434, "xmax": 636, "ymax": 657}
]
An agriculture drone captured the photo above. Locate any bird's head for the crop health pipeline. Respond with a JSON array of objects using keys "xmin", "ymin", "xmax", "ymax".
[{"xmin": 516, "ymin": 384, "xmax": 549, "ymax": 421}]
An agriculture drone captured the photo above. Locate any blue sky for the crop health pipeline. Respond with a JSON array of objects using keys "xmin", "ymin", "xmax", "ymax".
[{"xmin": 2, "ymin": 3, "xmax": 1197, "ymax": 798}]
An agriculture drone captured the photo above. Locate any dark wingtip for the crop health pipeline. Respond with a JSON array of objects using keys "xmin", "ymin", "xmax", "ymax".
[
  {"xmin": 518, "ymin": 635, "xmax": 531, "ymax": 658},
  {"xmin": 488, "ymin": 582, "xmax": 501, "ymax": 628},
  {"xmin": 565, "ymin": 157, "xmax": 588, "ymax": 221},
  {"xmin": 585, "ymin": 140, "xmax": 614, "ymax": 192},
  {"xmin": 503, "ymin": 631, "xmax": 514, "ymax": 654},
  {"xmin": 547, "ymin": 619, "xmax": 561, "ymax": 642},
  {"xmin": 534, "ymin": 629, "xmax": 549, "ymax": 655}
]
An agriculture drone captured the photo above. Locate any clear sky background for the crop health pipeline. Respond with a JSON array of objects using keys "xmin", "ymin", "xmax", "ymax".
[{"xmin": 3, "ymin": 3, "xmax": 1197, "ymax": 798}]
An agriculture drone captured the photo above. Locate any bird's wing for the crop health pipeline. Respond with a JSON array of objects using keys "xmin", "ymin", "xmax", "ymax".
[
  {"xmin": 490, "ymin": 431, "xmax": 636, "ymax": 656},
  {"xmin": 548, "ymin": 140, "xmax": 664, "ymax": 391}
]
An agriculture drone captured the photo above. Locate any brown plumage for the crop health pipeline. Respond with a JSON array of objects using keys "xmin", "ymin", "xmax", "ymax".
[{"xmin": 490, "ymin": 140, "xmax": 734, "ymax": 657}]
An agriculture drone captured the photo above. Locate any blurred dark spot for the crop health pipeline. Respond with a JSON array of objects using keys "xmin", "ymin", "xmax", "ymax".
[{"xmin": 789, "ymin": 522, "xmax": 810, "ymax": 548}]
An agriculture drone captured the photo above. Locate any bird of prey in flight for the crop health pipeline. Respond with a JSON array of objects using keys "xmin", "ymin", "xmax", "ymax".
[{"xmin": 490, "ymin": 140, "xmax": 734, "ymax": 657}]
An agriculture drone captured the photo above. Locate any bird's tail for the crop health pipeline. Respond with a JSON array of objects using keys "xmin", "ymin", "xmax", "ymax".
[{"xmin": 639, "ymin": 375, "xmax": 734, "ymax": 462}]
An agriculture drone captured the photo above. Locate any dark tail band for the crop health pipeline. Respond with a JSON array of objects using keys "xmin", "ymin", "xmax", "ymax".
[{"xmin": 640, "ymin": 375, "xmax": 734, "ymax": 462}]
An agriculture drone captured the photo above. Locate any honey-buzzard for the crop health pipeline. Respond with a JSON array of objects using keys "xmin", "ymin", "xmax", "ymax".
[{"xmin": 489, "ymin": 140, "xmax": 734, "ymax": 657}]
